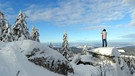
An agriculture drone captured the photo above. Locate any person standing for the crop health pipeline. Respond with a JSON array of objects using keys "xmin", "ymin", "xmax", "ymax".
[{"xmin": 101, "ymin": 29, "xmax": 107, "ymax": 47}]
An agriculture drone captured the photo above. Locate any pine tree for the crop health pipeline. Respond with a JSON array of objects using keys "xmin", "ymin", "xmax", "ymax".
[
  {"xmin": 82, "ymin": 45, "xmax": 88, "ymax": 55},
  {"xmin": 31, "ymin": 26, "xmax": 36, "ymax": 40},
  {"xmin": 0, "ymin": 11, "xmax": 5, "ymax": 41},
  {"xmin": 31, "ymin": 26, "xmax": 40, "ymax": 42},
  {"xmin": 2, "ymin": 22, "xmax": 13, "ymax": 42},
  {"xmin": 49, "ymin": 43, "xmax": 53, "ymax": 49},
  {"xmin": 61, "ymin": 32, "xmax": 71, "ymax": 60},
  {"xmin": 12, "ymin": 10, "xmax": 30, "ymax": 41}
]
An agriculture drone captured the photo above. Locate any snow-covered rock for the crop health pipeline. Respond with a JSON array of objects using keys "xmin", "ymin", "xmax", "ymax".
[
  {"xmin": 0, "ymin": 40, "xmax": 132, "ymax": 76},
  {"xmin": 0, "ymin": 41, "xmax": 63, "ymax": 76},
  {"xmin": 70, "ymin": 47, "xmax": 131, "ymax": 76},
  {"xmin": 80, "ymin": 55, "xmax": 99, "ymax": 65},
  {"xmin": 14, "ymin": 40, "xmax": 73, "ymax": 75},
  {"xmin": 90, "ymin": 47, "xmax": 121, "ymax": 57},
  {"xmin": 73, "ymin": 64, "xmax": 100, "ymax": 76},
  {"xmin": 118, "ymin": 49, "xmax": 125, "ymax": 53},
  {"xmin": 70, "ymin": 54, "xmax": 81, "ymax": 66}
]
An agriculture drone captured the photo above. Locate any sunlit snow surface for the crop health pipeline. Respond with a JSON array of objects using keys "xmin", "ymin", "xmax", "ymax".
[
  {"xmin": 0, "ymin": 41, "xmax": 132, "ymax": 76},
  {"xmin": 0, "ymin": 40, "xmax": 63, "ymax": 76}
]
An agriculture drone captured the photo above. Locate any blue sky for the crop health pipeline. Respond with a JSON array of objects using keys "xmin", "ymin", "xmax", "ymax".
[{"xmin": 0, "ymin": 0, "xmax": 135, "ymax": 45}]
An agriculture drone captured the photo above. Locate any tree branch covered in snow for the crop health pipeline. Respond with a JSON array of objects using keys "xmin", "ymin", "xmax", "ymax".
[{"xmin": 0, "ymin": 11, "xmax": 40, "ymax": 42}]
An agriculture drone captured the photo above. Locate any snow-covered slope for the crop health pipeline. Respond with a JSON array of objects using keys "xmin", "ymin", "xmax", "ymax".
[
  {"xmin": 71, "ymin": 47, "xmax": 131, "ymax": 76},
  {"xmin": 15, "ymin": 40, "xmax": 67, "ymax": 62},
  {"xmin": 13, "ymin": 40, "xmax": 73, "ymax": 75},
  {"xmin": 0, "ymin": 41, "xmax": 133, "ymax": 76},
  {"xmin": 0, "ymin": 41, "xmax": 63, "ymax": 76}
]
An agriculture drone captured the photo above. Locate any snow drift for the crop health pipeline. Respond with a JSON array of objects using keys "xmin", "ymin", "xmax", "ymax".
[
  {"xmin": 71, "ymin": 47, "xmax": 131, "ymax": 76},
  {"xmin": 15, "ymin": 40, "xmax": 73, "ymax": 75},
  {"xmin": 0, "ymin": 41, "xmax": 63, "ymax": 76},
  {"xmin": 0, "ymin": 40, "xmax": 133, "ymax": 76},
  {"xmin": 0, "ymin": 40, "xmax": 74, "ymax": 76}
]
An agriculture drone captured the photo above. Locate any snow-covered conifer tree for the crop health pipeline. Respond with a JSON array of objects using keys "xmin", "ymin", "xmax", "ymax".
[
  {"xmin": 2, "ymin": 22, "xmax": 13, "ymax": 42},
  {"xmin": 31, "ymin": 26, "xmax": 35, "ymax": 39},
  {"xmin": 61, "ymin": 32, "xmax": 71, "ymax": 60},
  {"xmin": 0, "ymin": 11, "xmax": 5, "ymax": 41},
  {"xmin": 49, "ymin": 43, "xmax": 53, "ymax": 49},
  {"xmin": 31, "ymin": 26, "xmax": 40, "ymax": 42},
  {"xmin": 82, "ymin": 45, "xmax": 88, "ymax": 55},
  {"xmin": 12, "ymin": 10, "xmax": 30, "ymax": 41}
]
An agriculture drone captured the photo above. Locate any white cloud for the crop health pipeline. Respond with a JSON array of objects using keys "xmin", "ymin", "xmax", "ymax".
[
  {"xmin": 81, "ymin": 25, "xmax": 106, "ymax": 30},
  {"xmin": 24, "ymin": 0, "xmax": 128, "ymax": 26},
  {"xmin": 128, "ymin": 11, "xmax": 135, "ymax": 26},
  {"xmin": 123, "ymin": 0, "xmax": 135, "ymax": 8},
  {"xmin": 123, "ymin": 0, "xmax": 135, "ymax": 26},
  {"xmin": 0, "ymin": 2, "xmax": 15, "ymax": 23},
  {"xmin": 121, "ymin": 33, "xmax": 135, "ymax": 39},
  {"xmin": 0, "ymin": 2, "xmax": 13, "ymax": 12},
  {"xmin": 0, "ymin": 2, "xmax": 7, "ymax": 7}
]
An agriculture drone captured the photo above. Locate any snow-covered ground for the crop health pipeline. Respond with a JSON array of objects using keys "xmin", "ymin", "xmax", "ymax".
[
  {"xmin": 90, "ymin": 47, "xmax": 121, "ymax": 57},
  {"xmin": 71, "ymin": 47, "xmax": 132, "ymax": 76},
  {"xmin": 0, "ymin": 40, "xmax": 63, "ymax": 76},
  {"xmin": 0, "ymin": 40, "xmax": 133, "ymax": 76}
]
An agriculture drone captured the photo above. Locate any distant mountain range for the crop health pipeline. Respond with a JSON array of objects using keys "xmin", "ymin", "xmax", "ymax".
[
  {"xmin": 51, "ymin": 42, "xmax": 135, "ymax": 55},
  {"xmin": 119, "ymin": 46, "xmax": 135, "ymax": 55}
]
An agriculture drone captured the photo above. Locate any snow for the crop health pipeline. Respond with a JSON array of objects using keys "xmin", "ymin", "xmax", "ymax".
[
  {"xmin": 1, "ymin": 10, "xmax": 133, "ymax": 76},
  {"xmin": 112, "ymin": 57, "xmax": 131, "ymax": 76},
  {"xmin": 0, "ymin": 40, "xmax": 133, "ymax": 76},
  {"xmin": 90, "ymin": 47, "xmax": 121, "ymax": 57},
  {"xmin": 80, "ymin": 55, "xmax": 99, "ymax": 65},
  {"xmin": 80, "ymin": 55, "xmax": 92, "ymax": 62},
  {"xmin": 73, "ymin": 64, "xmax": 100, "ymax": 76},
  {"xmin": 70, "ymin": 54, "xmax": 81, "ymax": 66},
  {"xmin": 0, "ymin": 40, "xmax": 63, "ymax": 76},
  {"xmin": 70, "ymin": 47, "xmax": 131, "ymax": 76},
  {"xmin": 118, "ymin": 49, "xmax": 125, "ymax": 53},
  {"xmin": 12, "ymin": 11, "xmax": 31, "ymax": 41},
  {"xmin": 15, "ymin": 40, "xmax": 67, "ymax": 63}
]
